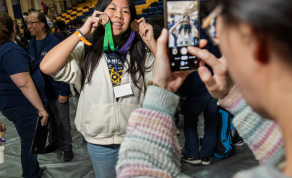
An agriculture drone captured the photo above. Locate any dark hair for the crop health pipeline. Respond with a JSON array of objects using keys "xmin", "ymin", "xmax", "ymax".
[
  {"xmin": 36, "ymin": 12, "xmax": 49, "ymax": 33},
  {"xmin": 200, "ymin": 0, "xmax": 216, "ymax": 22},
  {"xmin": 81, "ymin": 0, "xmax": 153, "ymax": 89},
  {"xmin": 57, "ymin": 20, "xmax": 66, "ymax": 31},
  {"xmin": 148, "ymin": 15, "xmax": 164, "ymax": 41},
  {"xmin": 0, "ymin": 12, "xmax": 14, "ymax": 46},
  {"xmin": 179, "ymin": 14, "xmax": 191, "ymax": 35},
  {"xmin": 216, "ymin": 0, "xmax": 292, "ymax": 56},
  {"xmin": 73, "ymin": 18, "xmax": 83, "ymax": 26}
]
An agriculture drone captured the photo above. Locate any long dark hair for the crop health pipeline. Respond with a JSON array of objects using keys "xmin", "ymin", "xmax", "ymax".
[
  {"xmin": 0, "ymin": 12, "xmax": 14, "ymax": 46},
  {"xmin": 178, "ymin": 14, "xmax": 191, "ymax": 35},
  {"xmin": 81, "ymin": 0, "xmax": 153, "ymax": 89},
  {"xmin": 216, "ymin": 0, "xmax": 292, "ymax": 57}
]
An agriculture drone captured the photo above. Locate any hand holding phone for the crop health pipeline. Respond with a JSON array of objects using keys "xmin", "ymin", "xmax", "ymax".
[{"xmin": 153, "ymin": 29, "xmax": 207, "ymax": 93}]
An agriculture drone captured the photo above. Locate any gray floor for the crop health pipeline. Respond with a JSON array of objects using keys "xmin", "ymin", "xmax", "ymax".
[{"xmin": 0, "ymin": 97, "xmax": 259, "ymax": 178}]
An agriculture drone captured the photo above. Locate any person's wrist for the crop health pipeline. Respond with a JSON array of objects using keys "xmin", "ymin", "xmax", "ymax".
[
  {"xmin": 152, "ymin": 78, "xmax": 174, "ymax": 93},
  {"xmin": 38, "ymin": 108, "xmax": 45, "ymax": 112},
  {"xmin": 78, "ymin": 28, "xmax": 88, "ymax": 37}
]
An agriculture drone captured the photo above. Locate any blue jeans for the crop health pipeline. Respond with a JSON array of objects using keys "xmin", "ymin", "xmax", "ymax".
[
  {"xmin": 87, "ymin": 143, "xmax": 120, "ymax": 178},
  {"xmin": 1, "ymin": 105, "xmax": 42, "ymax": 178},
  {"xmin": 184, "ymin": 93, "xmax": 218, "ymax": 158}
]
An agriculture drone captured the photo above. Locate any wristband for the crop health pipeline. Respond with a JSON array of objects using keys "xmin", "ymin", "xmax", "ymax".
[
  {"xmin": 148, "ymin": 81, "xmax": 160, "ymax": 87},
  {"xmin": 74, "ymin": 30, "xmax": 92, "ymax": 46}
]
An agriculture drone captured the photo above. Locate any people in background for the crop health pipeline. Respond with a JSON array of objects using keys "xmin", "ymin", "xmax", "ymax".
[
  {"xmin": 0, "ymin": 12, "xmax": 49, "ymax": 178},
  {"xmin": 179, "ymin": 0, "xmax": 220, "ymax": 166},
  {"xmin": 56, "ymin": 20, "xmax": 70, "ymax": 38},
  {"xmin": 46, "ymin": 16, "xmax": 66, "ymax": 42},
  {"xmin": 26, "ymin": 12, "xmax": 73, "ymax": 162},
  {"xmin": 40, "ymin": 0, "xmax": 157, "ymax": 176},
  {"xmin": 66, "ymin": 21, "xmax": 74, "ymax": 34},
  {"xmin": 41, "ymin": 2, "xmax": 48, "ymax": 15},
  {"xmin": 72, "ymin": 18, "xmax": 83, "ymax": 30}
]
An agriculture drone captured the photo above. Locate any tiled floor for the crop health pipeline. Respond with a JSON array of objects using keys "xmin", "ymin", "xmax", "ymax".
[{"xmin": 0, "ymin": 97, "xmax": 258, "ymax": 178}]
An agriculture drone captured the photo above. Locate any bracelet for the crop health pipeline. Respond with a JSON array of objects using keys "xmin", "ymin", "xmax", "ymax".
[
  {"xmin": 148, "ymin": 81, "xmax": 160, "ymax": 87},
  {"xmin": 74, "ymin": 30, "xmax": 92, "ymax": 46}
]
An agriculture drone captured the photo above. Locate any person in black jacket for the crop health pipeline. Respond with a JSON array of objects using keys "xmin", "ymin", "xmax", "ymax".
[
  {"xmin": 27, "ymin": 12, "xmax": 74, "ymax": 162},
  {"xmin": 180, "ymin": 0, "xmax": 219, "ymax": 166}
]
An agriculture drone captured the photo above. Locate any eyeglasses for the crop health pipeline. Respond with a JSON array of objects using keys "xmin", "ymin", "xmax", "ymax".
[
  {"xmin": 27, "ymin": 21, "xmax": 40, "ymax": 26},
  {"xmin": 202, "ymin": 5, "xmax": 223, "ymax": 46}
]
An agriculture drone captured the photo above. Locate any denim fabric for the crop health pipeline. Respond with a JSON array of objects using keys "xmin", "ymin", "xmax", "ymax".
[
  {"xmin": 1, "ymin": 105, "xmax": 42, "ymax": 178},
  {"xmin": 184, "ymin": 93, "xmax": 218, "ymax": 157},
  {"xmin": 87, "ymin": 143, "xmax": 120, "ymax": 178}
]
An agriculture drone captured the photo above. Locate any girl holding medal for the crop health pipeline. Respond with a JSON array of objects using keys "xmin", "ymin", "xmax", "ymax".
[
  {"xmin": 170, "ymin": 14, "xmax": 199, "ymax": 47},
  {"xmin": 41, "ymin": 0, "xmax": 156, "ymax": 177}
]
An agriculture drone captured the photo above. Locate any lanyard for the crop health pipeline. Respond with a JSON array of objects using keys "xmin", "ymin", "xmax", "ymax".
[
  {"xmin": 103, "ymin": 52, "xmax": 125, "ymax": 74},
  {"xmin": 103, "ymin": 21, "xmax": 122, "ymax": 51}
]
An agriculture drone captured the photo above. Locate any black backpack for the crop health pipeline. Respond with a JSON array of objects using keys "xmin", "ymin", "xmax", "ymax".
[
  {"xmin": 44, "ymin": 4, "xmax": 48, "ymax": 10},
  {"xmin": 213, "ymin": 107, "xmax": 235, "ymax": 159}
]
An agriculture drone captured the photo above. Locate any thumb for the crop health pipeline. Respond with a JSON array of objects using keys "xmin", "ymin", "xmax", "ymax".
[
  {"xmin": 156, "ymin": 29, "xmax": 169, "ymax": 61},
  {"xmin": 198, "ymin": 66, "xmax": 215, "ymax": 88}
]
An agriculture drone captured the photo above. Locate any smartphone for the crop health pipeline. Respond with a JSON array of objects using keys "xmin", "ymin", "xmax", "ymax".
[{"xmin": 164, "ymin": 0, "xmax": 200, "ymax": 72}]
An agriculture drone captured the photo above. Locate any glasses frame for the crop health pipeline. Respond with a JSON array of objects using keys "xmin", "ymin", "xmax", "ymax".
[
  {"xmin": 202, "ymin": 5, "xmax": 223, "ymax": 46},
  {"xmin": 27, "ymin": 21, "xmax": 40, "ymax": 26}
]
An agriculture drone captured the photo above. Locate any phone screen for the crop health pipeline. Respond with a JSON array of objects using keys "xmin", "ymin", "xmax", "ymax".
[{"xmin": 164, "ymin": 0, "xmax": 200, "ymax": 72}]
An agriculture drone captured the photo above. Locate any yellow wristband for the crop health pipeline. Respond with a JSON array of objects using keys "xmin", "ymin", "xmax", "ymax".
[{"xmin": 74, "ymin": 31, "xmax": 92, "ymax": 46}]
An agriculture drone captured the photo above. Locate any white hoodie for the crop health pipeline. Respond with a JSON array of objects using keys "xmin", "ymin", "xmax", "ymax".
[{"xmin": 53, "ymin": 43, "xmax": 154, "ymax": 145}]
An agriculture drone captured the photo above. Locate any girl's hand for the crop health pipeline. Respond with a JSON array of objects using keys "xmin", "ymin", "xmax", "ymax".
[
  {"xmin": 152, "ymin": 29, "xmax": 207, "ymax": 93},
  {"xmin": 187, "ymin": 47, "xmax": 235, "ymax": 99},
  {"xmin": 138, "ymin": 18, "xmax": 155, "ymax": 43},
  {"xmin": 0, "ymin": 121, "xmax": 6, "ymax": 133},
  {"xmin": 137, "ymin": 18, "xmax": 156, "ymax": 54},
  {"xmin": 79, "ymin": 11, "xmax": 104, "ymax": 37},
  {"xmin": 38, "ymin": 109, "xmax": 49, "ymax": 126}
]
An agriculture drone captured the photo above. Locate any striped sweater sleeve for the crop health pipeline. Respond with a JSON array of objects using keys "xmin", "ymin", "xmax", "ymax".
[
  {"xmin": 116, "ymin": 86, "xmax": 182, "ymax": 178},
  {"xmin": 218, "ymin": 85, "xmax": 284, "ymax": 164}
]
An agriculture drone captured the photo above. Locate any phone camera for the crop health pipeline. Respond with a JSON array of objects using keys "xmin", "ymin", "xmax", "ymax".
[{"xmin": 172, "ymin": 48, "xmax": 178, "ymax": 55}]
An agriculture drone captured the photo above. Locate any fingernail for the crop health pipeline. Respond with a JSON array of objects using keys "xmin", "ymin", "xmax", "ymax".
[{"xmin": 188, "ymin": 46, "xmax": 196, "ymax": 53}]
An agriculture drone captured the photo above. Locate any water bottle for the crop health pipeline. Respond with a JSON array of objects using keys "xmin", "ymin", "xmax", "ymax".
[{"xmin": 0, "ymin": 128, "xmax": 5, "ymax": 164}]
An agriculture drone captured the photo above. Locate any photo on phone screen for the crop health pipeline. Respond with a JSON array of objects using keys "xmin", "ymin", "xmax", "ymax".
[{"xmin": 164, "ymin": 0, "xmax": 200, "ymax": 72}]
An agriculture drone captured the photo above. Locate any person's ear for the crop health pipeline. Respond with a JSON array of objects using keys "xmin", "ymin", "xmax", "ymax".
[
  {"xmin": 13, "ymin": 25, "xmax": 16, "ymax": 34},
  {"xmin": 254, "ymin": 33, "xmax": 269, "ymax": 64}
]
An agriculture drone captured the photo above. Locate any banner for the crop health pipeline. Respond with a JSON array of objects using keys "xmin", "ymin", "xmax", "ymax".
[
  {"xmin": 0, "ymin": 0, "xmax": 7, "ymax": 13},
  {"xmin": 5, "ymin": 0, "xmax": 14, "ymax": 19},
  {"xmin": 11, "ymin": 0, "xmax": 22, "ymax": 19}
]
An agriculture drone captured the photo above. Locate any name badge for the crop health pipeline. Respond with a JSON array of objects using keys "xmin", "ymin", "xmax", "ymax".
[{"xmin": 113, "ymin": 83, "xmax": 134, "ymax": 98}]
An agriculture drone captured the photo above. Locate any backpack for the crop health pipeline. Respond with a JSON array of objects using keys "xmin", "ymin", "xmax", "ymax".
[
  {"xmin": 44, "ymin": 4, "xmax": 48, "ymax": 10},
  {"xmin": 213, "ymin": 107, "xmax": 235, "ymax": 159}
]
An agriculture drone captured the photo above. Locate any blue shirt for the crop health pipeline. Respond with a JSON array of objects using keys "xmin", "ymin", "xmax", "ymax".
[
  {"xmin": 104, "ymin": 51, "xmax": 126, "ymax": 87},
  {"xmin": 27, "ymin": 34, "xmax": 70, "ymax": 100},
  {"xmin": 0, "ymin": 41, "xmax": 46, "ymax": 110}
]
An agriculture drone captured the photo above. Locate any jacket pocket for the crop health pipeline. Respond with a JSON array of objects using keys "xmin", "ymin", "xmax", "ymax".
[
  {"xmin": 118, "ymin": 104, "xmax": 142, "ymax": 135},
  {"xmin": 82, "ymin": 103, "xmax": 115, "ymax": 137}
]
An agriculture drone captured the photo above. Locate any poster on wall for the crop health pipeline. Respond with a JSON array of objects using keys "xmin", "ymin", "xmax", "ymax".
[
  {"xmin": 11, "ymin": 0, "xmax": 22, "ymax": 19},
  {"xmin": 5, "ymin": 0, "xmax": 14, "ymax": 19},
  {"xmin": 0, "ymin": 0, "xmax": 8, "ymax": 13}
]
